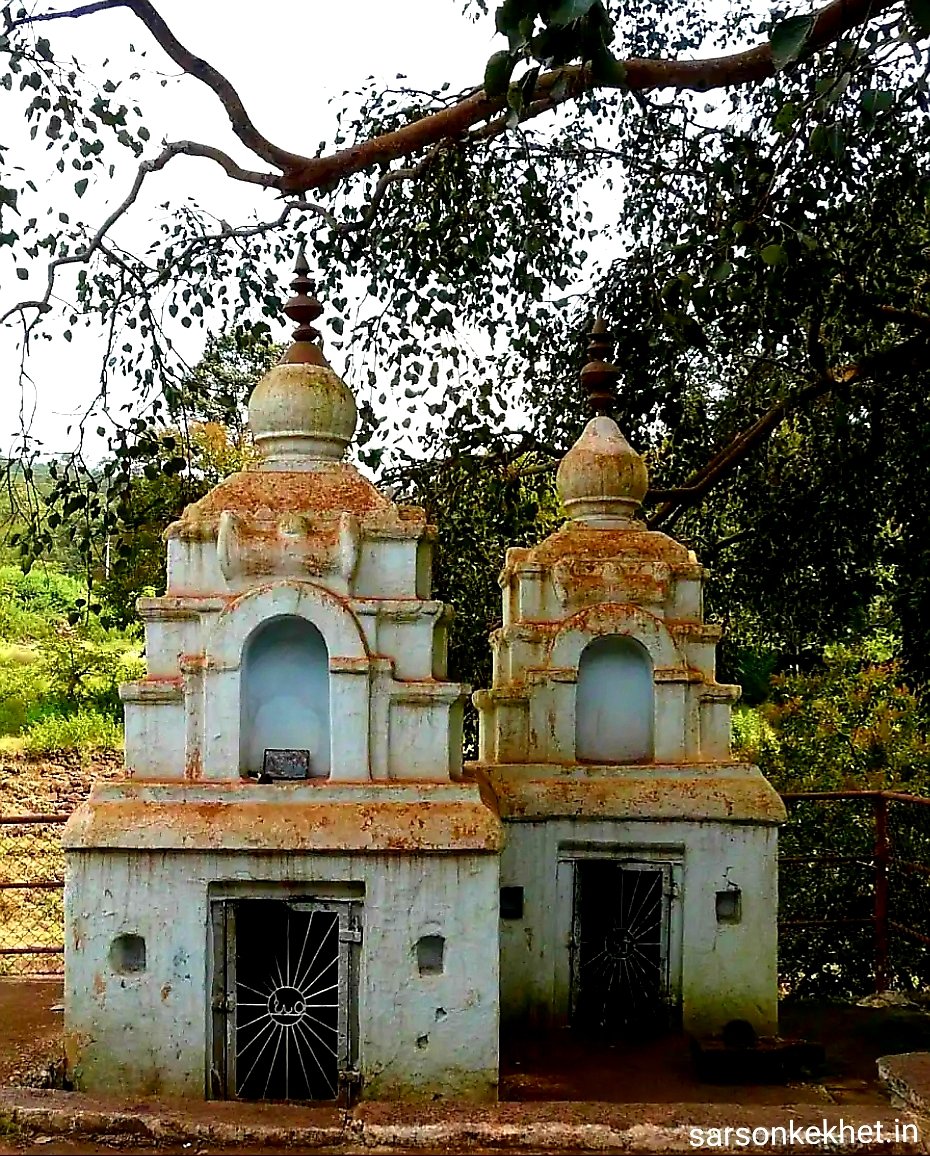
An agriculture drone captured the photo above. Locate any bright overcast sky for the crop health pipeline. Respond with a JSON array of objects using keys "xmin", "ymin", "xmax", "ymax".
[{"xmin": 0, "ymin": 1, "xmax": 498, "ymax": 457}]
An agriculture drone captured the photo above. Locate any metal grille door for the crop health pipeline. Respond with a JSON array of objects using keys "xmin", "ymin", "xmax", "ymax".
[
  {"xmin": 570, "ymin": 860, "xmax": 671, "ymax": 1036},
  {"xmin": 212, "ymin": 898, "xmax": 358, "ymax": 1101}
]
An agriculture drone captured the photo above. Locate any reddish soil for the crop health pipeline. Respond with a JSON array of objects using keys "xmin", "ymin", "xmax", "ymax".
[
  {"xmin": 0, "ymin": 755, "xmax": 121, "ymax": 818},
  {"xmin": 0, "ymin": 980, "xmax": 63, "ymax": 1090}
]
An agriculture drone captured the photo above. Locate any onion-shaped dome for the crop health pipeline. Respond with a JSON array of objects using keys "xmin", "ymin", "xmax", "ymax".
[
  {"xmin": 556, "ymin": 415, "xmax": 648, "ymax": 525},
  {"xmin": 555, "ymin": 318, "xmax": 648, "ymax": 525},
  {"xmin": 246, "ymin": 245, "xmax": 357, "ymax": 471}
]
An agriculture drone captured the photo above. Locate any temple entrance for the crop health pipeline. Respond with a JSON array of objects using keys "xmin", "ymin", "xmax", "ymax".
[
  {"xmin": 210, "ymin": 897, "xmax": 360, "ymax": 1101},
  {"xmin": 569, "ymin": 859, "xmax": 676, "ymax": 1037}
]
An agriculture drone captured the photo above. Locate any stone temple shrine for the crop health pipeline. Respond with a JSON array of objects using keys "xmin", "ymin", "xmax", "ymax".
[{"xmin": 63, "ymin": 255, "xmax": 785, "ymax": 1103}]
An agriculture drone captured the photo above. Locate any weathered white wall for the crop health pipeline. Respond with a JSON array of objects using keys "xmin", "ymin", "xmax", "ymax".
[
  {"xmin": 498, "ymin": 818, "xmax": 779, "ymax": 1037},
  {"xmin": 65, "ymin": 849, "xmax": 499, "ymax": 1101}
]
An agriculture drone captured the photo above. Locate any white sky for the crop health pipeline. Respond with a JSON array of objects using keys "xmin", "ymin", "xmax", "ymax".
[{"xmin": 0, "ymin": 1, "xmax": 500, "ymax": 458}]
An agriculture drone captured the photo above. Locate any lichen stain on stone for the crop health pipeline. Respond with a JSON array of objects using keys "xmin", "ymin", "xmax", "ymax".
[
  {"xmin": 65, "ymin": 794, "xmax": 504, "ymax": 854},
  {"xmin": 166, "ymin": 465, "xmax": 428, "ymax": 545}
]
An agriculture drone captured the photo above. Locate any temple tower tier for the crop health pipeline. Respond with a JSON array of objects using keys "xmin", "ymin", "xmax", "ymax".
[
  {"xmin": 470, "ymin": 319, "xmax": 785, "ymax": 1040},
  {"xmin": 64, "ymin": 251, "xmax": 501, "ymax": 1103}
]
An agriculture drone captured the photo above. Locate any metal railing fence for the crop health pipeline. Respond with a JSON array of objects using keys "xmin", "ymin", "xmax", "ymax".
[
  {"xmin": 778, "ymin": 790, "xmax": 930, "ymax": 996},
  {"xmin": 0, "ymin": 814, "xmax": 69, "ymax": 975}
]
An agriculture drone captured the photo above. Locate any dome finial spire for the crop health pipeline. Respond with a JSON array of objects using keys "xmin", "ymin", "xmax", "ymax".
[
  {"xmin": 246, "ymin": 241, "xmax": 358, "ymax": 469},
  {"xmin": 281, "ymin": 241, "xmax": 327, "ymax": 366},
  {"xmin": 580, "ymin": 316, "xmax": 620, "ymax": 418},
  {"xmin": 554, "ymin": 314, "xmax": 647, "ymax": 527}
]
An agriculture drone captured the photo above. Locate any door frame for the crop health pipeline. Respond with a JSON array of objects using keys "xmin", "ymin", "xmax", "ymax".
[
  {"xmin": 553, "ymin": 844, "xmax": 683, "ymax": 1027},
  {"xmin": 208, "ymin": 891, "xmax": 361, "ymax": 1102}
]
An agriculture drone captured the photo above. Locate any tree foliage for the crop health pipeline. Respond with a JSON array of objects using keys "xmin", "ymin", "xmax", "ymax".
[{"xmin": 1, "ymin": 0, "xmax": 930, "ymax": 687}]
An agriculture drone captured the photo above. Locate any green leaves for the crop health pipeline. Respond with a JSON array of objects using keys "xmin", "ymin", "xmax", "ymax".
[
  {"xmin": 907, "ymin": 0, "xmax": 930, "ymax": 34},
  {"xmin": 770, "ymin": 14, "xmax": 815, "ymax": 72},
  {"xmin": 73, "ymin": 177, "xmax": 88, "ymax": 197},
  {"xmin": 760, "ymin": 243, "xmax": 787, "ymax": 265},
  {"xmin": 488, "ymin": 0, "xmax": 616, "ymax": 90},
  {"xmin": 484, "ymin": 49, "xmax": 516, "ymax": 99}
]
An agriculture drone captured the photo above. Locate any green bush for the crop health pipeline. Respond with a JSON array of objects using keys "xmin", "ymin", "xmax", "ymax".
[
  {"xmin": 0, "ymin": 565, "xmax": 85, "ymax": 641},
  {"xmin": 0, "ymin": 564, "xmax": 141, "ymax": 751},
  {"xmin": 0, "ymin": 645, "xmax": 49, "ymax": 736},
  {"xmin": 735, "ymin": 645, "xmax": 930, "ymax": 794},
  {"xmin": 734, "ymin": 644, "xmax": 930, "ymax": 998},
  {"xmin": 21, "ymin": 708, "xmax": 122, "ymax": 756}
]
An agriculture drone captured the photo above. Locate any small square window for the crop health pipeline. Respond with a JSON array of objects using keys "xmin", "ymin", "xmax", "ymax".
[
  {"xmin": 500, "ymin": 886, "xmax": 524, "ymax": 920},
  {"xmin": 716, "ymin": 889, "xmax": 742, "ymax": 924}
]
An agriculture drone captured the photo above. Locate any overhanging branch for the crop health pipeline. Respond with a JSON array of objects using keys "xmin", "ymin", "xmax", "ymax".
[
  {"xmin": 646, "ymin": 332, "xmax": 930, "ymax": 531},
  {"xmin": 6, "ymin": 0, "xmax": 903, "ymax": 195}
]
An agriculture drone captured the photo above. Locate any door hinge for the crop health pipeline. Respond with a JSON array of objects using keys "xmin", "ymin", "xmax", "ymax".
[
  {"xmin": 337, "ymin": 1066, "xmax": 362, "ymax": 1107},
  {"xmin": 339, "ymin": 922, "xmax": 363, "ymax": 944},
  {"xmin": 212, "ymin": 995, "xmax": 236, "ymax": 1013}
]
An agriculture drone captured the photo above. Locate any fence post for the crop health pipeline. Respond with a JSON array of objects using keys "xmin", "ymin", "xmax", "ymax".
[{"xmin": 873, "ymin": 794, "xmax": 890, "ymax": 993}]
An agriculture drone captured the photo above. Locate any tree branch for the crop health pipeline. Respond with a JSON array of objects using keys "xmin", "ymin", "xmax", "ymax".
[
  {"xmin": 871, "ymin": 303, "xmax": 930, "ymax": 331},
  {"xmin": 646, "ymin": 331, "xmax": 930, "ymax": 531},
  {"xmin": 7, "ymin": 0, "xmax": 902, "ymax": 195},
  {"xmin": 0, "ymin": 140, "xmax": 275, "ymax": 328},
  {"xmin": 6, "ymin": 0, "xmax": 307, "ymax": 173}
]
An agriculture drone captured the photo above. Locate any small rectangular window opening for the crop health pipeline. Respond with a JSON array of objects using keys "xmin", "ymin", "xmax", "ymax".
[
  {"xmin": 716, "ymin": 888, "xmax": 742, "ymax": 924},
  {"xmin": 500, "ymin": 886, "xmax": 524, "ymax": 920}
]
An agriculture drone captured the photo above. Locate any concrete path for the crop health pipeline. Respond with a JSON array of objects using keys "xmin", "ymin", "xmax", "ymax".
[{"xmin": 0, "ymin": 1088, "xmax": 926, "ymax": 1154}]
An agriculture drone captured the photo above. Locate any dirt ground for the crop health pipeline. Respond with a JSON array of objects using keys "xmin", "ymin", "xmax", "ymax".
[
  {"xmin": 0, "ymin": 755, "xmax": 121, "ymax": 818},
  {"xmin": 5, "ymin": 978, "xmax": 922, "ymax": 1109}
]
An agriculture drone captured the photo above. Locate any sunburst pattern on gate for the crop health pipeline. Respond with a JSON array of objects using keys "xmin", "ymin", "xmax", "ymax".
[
  {"xmin": 235, "ymin": 907, "xmax": 339, "ymax": 1100},
  {"xmin": 572, "ymin": 862, "xmax": 668, "ymax": 1034}
]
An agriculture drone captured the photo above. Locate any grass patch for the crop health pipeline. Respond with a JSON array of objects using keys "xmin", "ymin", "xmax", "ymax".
[
  {"xmin": 0, "ymin": 1111, "xmax": 24, "ymax": 1140},
  {"xmin": 21, "ymin": 708, "xmax": 122, "ymax": 757},
  {"xmin": 0, "ymin": 564, "xmax": 139, "ymax": 756}
]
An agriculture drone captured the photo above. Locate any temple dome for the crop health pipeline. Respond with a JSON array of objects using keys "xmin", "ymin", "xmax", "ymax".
[
  {"xmin": 248, "ymin": 361, "xmax": 357, "ymax": 470},
  {"xmin": 556, "ymin": 415, "xmax": 648, "ymax": 526}
]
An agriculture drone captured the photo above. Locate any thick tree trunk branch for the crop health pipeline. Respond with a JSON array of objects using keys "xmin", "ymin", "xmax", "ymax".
[
  {"xmin": 8, "ymin": 0, "xmax": 901, "ymax": 195},
  {"xmin": 646, "ymin": 331, "xmax": 930, "ymax": 531}
]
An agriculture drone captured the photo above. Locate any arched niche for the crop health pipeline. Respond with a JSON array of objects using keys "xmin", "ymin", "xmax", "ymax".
[
  {"xmin": 575, "ymin": 634, "xmax": 654, "ymax": 764},
  {"xmin": 239, "ymin": 615, "xmax": 331, "ymax": 778}
]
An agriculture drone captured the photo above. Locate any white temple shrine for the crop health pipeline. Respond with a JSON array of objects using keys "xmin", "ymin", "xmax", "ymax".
[
  {"xmin": 63, "ymin": 252, "xmax": 502, "ymax": 1102},
  {"xmin": 63, "ymin": 262, "xmax": 784, "ymax": 1103},
  {"xmin": 472, "ymin": 322, "xmax": 785, "ymax": 1039}
]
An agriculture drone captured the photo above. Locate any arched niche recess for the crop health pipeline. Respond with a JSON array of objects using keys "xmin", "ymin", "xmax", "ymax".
[
  {"xmin": 575, "ymin": 634, "xmax": 654, "ymax": 764},
  {"xmin": 239, "ymin": 615, "xmax": 331, "ymax": 778}
]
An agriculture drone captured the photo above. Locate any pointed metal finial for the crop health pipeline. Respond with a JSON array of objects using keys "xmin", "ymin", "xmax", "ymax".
[
  {"xmin": 579, "ymin": 316, "xmax": 620, "ymax": 417},
  {"xmin": 281, "ymin": 242, "xmax": 327, "ymax": 365}
]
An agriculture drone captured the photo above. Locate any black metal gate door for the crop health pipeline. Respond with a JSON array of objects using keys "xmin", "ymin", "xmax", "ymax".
[
  {"xmin": 211, "ymin": 898, "xmax": 359, "ymax": 1101},
  {"xmin": 570, "ymin": 860, "xmax": 671, "ymax": 1036}
]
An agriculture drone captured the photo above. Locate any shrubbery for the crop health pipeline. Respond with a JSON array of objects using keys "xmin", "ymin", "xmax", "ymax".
[
  {"xmin": 21, "ymin": 708, "xmax": 123, "ymax": 756},
  {"xmin": 734, "ymin": 644, "xmax": 930, "ymax": 794},
  {"xmin": 0, "ymin": 565, "xmax": 140, "ymax": 757},
  {"xmin": 734, "ymin": 640, "xmax": 930, "ymax": 998}
]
